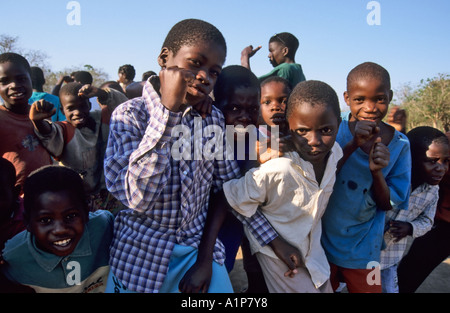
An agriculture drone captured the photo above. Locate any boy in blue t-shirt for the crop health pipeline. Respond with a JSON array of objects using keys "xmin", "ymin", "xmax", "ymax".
[
  {"xmin": 1, "ymin": 165, "xmax": 113, "ymax": 293},
  {"xmin": 320, "ymin": 62, "xmax": 411, "ymax": 293}
]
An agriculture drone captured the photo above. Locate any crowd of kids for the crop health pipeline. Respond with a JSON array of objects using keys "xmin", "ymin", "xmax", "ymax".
[{"xmin": 0, "ymin": 18, "xmax": 449, "ymax": 293}]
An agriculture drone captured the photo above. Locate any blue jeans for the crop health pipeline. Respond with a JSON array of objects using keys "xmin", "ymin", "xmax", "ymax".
[{"xmin": 381, "ymin": 264, "xmax": 399, "ymax": 293}]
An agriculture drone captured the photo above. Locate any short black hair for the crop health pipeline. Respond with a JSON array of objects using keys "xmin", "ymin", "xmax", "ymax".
[
  {"xmin": 0, "ymin": 157, "xmax": 16, "ymax": 188},
  {"xmin": 100, "ymin": 80, "xmax": 126, "ymax": 94},
  {"xmin": 347, "ymin": 62, "xmax": 391, "ymax": 91},
  {"xmin": 59, "ymin": 82, "xmax": 83, "ymax": 98},
  {"xmin": 30, "ymin": 66, "xmax": 45, "ymax": 89},
  {"xmin": 269, "ymin": 32, "xmax": 299, "ymax": 59},
  {"xmin": 73, "ymin": 70, "xmax": 93, "ymax": 85},
  {"xmin": 118, "ymin": 64, "xmax": 136, "ymax": 81},
  {"xmin": 260, "ymin": 76, "xmax": 292, "ymax": 92},
  {"xmin": 407, "ymin": 126, "xmax": 449, "ymax": 166},
  {"xmin": 23, "ymin": 165, "xmax": 89, "ymax": 223},
  {"xmin": 286, "ymin": 80, "xmax": 340, "ymax": 120},
  {"xmin": 162, "ymin": 18, "xmax": 227, "ymax": 58},
  {"xmin": 0, "ymin": 52, "xmax": 31, "ymax": 74},
  {"xmin": 213, "ymin": 65, "xmax": 260, "ymax": 109},
  {"xmin": 142, "ymin": 70, "xmax": 156, "ymax": 81}
]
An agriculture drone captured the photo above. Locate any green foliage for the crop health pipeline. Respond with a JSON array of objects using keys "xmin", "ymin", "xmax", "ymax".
[
  {"xmin": 394, "ymin": 73, "xmax": 449, "ymax": 132},
  {"xmin": 1, "ymin": 34, "xmax": 110, "ymax": 94}
]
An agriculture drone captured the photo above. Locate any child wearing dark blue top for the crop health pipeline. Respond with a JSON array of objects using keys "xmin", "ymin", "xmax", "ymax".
[{"xmin": 1, "ymin": 165, "xmax": 114, "ymax": 293}]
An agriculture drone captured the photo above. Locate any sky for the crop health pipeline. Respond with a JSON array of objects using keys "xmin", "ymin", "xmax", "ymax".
[{"xmin": 1, "ymin": 0, "xmax": 449, "ymax": 111}]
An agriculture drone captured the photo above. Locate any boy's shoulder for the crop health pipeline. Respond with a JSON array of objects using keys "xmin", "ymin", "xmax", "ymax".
[
  {"xmin": 87, "ymin": 210, "xmax": 114, "ymax": 230},
  {"xmin": 2, "ymin": 230, "xmax": 30, "ymax": 262}
]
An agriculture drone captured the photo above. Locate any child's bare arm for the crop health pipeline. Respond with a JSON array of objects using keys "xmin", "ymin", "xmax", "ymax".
[
  {"xmin": 240, "ymin": 45, "xmax": 261, "ymax": 70},
  {"xmin": 29, "ymin": 99, "xmax": 55, "ymax": 135},
  {"xmin": 78, "ymin": 84, "xmax": 108, "ymax": 103},
  {"xmin": 370, "ymin": 138, "xmax": 392, "ymax": 211},
  {"xmin": 268, "ymin": 236, "xmax": 304, "ymax": 277}
]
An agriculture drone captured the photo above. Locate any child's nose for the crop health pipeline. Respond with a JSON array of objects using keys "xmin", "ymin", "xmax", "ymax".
[
  {"xmin": 307, "ymin": 132, "xmax": 321, "ymax": 146},
  {"xmin": 52, "ymin": 220, "xmax": 69, "ymax": 235},
  {"xmin": 196, "ymin": 70, "xmax": 210, "ymax": 85},
  {"xmin": 364, "ymin": 100, "xmax": 378, "ymax": 112}
]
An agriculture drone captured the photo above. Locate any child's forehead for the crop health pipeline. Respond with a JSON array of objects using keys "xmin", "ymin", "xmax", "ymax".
[
  {"xmin": 60, "ymin": 93, "xmax": 88, "ymax": 105},
  {"xmin": 0, "ymin": 61, "xmax": 30, "ymax": 76},
  {"xmin": 348, "ymin": 76, "xmax": 390, "ymax": 92}
]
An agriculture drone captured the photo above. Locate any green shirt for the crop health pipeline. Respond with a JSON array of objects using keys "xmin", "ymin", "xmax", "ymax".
[{"xmin": 259, "ymin": 63, "xmax": 306, "ymax": 88}]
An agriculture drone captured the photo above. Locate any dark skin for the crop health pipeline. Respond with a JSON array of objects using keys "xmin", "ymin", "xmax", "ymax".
[
  {"xmin": 30, "ymin": 84, "xmax": 107, "ymax": 138},
  {"xmin": 156, "ymin": 41, "xmax": 226, "ymax": 293},
  {"xmin": 339, "ymin": 77, "xmax": 394, "ymax": 212},
  {"xmin": 241, "ymin": 40, "xmax": 294, "ymax": 71},
  {"xmin": 390, "ymin": 141, "xmax": 450, "ymax": 242}
]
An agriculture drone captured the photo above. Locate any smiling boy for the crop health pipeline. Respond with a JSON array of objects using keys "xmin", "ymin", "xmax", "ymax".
[
  {"xmin": 1, "ymin": 165, "xmax": 114, "ymax": 293},
  {"xmin": 222, "ymin": 80, "xmax": 343, "ymax": 292},
  {"xmin": 103, "ymin": 19, "xmax": 243, "ymax": 293},
  {"xmin": 0, "ymin": 53, "xmax": 52, "ymax": 192},
  {"xmin": 320, "ymin": 62, "xmax": 411, "ymax": 293}
]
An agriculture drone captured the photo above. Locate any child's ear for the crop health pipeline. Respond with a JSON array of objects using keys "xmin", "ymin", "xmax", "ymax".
[
  {"xmin": 158, "ymin": 47, "xmax": 170, "ymax": 68},
  {"xmin": 343, "ymin": 91, "xmax": 350, "ymax": 106}
]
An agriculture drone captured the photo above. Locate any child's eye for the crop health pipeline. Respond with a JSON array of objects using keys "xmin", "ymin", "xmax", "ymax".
[
  {"xmin": 39, "ymin": 217, "xmax": 52, "ymax": 224},
  {"xmin": 321, "ymin": 127, "xmax": 333, "ymax": 135},
  {"xmin": 210, "ymin": 70, "xmax": 220, "ymax": 78},
  {"xmin": 262, "ymin": 100, "xmax": 271, "ymax": 106},
  {"xmin": 189, "ymin": 59, "xmax": 201, "ymax": 67},
  {"xmin": 65, "ymin": 212, "xmax": 79, "ymax": 220},
  {"xmin": 295, "ymin": 128, "xmax": 308, "ymax": 136}
]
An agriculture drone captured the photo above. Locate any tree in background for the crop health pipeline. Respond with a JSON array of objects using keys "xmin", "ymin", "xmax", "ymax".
[
  {"xmin": 0, "ymin": 34, "xmax": 109, "ymax": 94},
  {"xmin": 391, "ymin": 73, "xmax": 449, "ymax": 132}
]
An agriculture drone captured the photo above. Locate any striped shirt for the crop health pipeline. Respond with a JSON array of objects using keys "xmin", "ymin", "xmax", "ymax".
[
  {"xmin": 381, "ymin": 183, "xmax": 439, "ymax": 270},
  {"xmin": 104, "ymin": 78, "xmax": 275, "ymax": 292}
]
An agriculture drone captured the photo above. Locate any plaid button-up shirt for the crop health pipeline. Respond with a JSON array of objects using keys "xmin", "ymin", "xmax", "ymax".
[
  {"xmin": 381, "ymin": 183, "xmax": 439, "ymax": 270},
  {"xmin": 104, "ymin": 79, "xmax": 276, "ymax": 292}
]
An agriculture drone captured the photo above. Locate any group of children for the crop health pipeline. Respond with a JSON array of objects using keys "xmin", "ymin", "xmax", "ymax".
[{"xmin": 0, "ymin": 18, "xmax": 449, "ymax": 294}]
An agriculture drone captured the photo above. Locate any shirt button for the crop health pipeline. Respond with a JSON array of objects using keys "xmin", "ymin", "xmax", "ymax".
[{"xmin": 183, "ymin": 170, "xmax": 188, "ymax": 175}]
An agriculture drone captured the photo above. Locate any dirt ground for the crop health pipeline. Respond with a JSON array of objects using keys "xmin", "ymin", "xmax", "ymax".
[{"xmin": 228, "ymin": 247, "xmax": 450, "ymax": 293}]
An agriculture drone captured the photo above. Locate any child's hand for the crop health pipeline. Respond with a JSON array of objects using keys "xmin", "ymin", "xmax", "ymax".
[
  {"xmin": 369, "ymin": 137, "xmax": 390, "ymax": 172},
  {"xmin": 78, "ymin": 84, "xmax": 99, "ymax": 98},
  {"xmin": 268, "ymin": 237, "xmax": 304, "ymax": 277},
  {"xmin": 241, "ymin": 45, "xmax": 262, "ymax": 59},
  {"xmin": 159, "ymin": 66, "xmax": 195, "ymax": 112},
  {"xmin": 256, "ymin": 133, "xmax": 293, "ymax": 164},
  {"xmin": 178, "ymin": 260, "xmax": 212, "ymax": 293},
  {"xmin": 389, "ymin": 220, "xmax": 413, "ymax": 242},
  {"xmin": 353, "ymin": 120, "xmax": 380, "ymax": 147},
  {"xmin": 29, "ymin": 99, "xmax": 56, "ymax": 122}
]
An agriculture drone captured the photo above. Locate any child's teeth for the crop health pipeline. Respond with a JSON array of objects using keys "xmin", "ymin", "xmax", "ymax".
[{"xmin": 54, "ymin": 239, "xmax": 71, "ymax": 246}]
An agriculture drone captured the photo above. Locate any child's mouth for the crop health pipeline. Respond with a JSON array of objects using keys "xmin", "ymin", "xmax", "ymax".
[
  {"xmin": 53, "ymin": 238, "xmax": 72, "ymax": 247},
  {"xmin": 9, "ymin": 92, "xmax": 26, "ymax": 100}
]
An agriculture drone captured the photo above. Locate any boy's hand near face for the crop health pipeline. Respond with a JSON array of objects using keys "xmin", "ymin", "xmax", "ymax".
[
  {"xmin": 369, "ymin": 137, "xmax": 390, "ymax": 172},
  {"xmin": 78, "ymin": 84, "xmax": 109, "ymax": 105},
  {"xmin": 159, "ymin": 66, "xmax": 195, "ymax": 113},
  {"xmin": 353, "ymin": 120, "xmax": 380, "ymax": 148}
]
